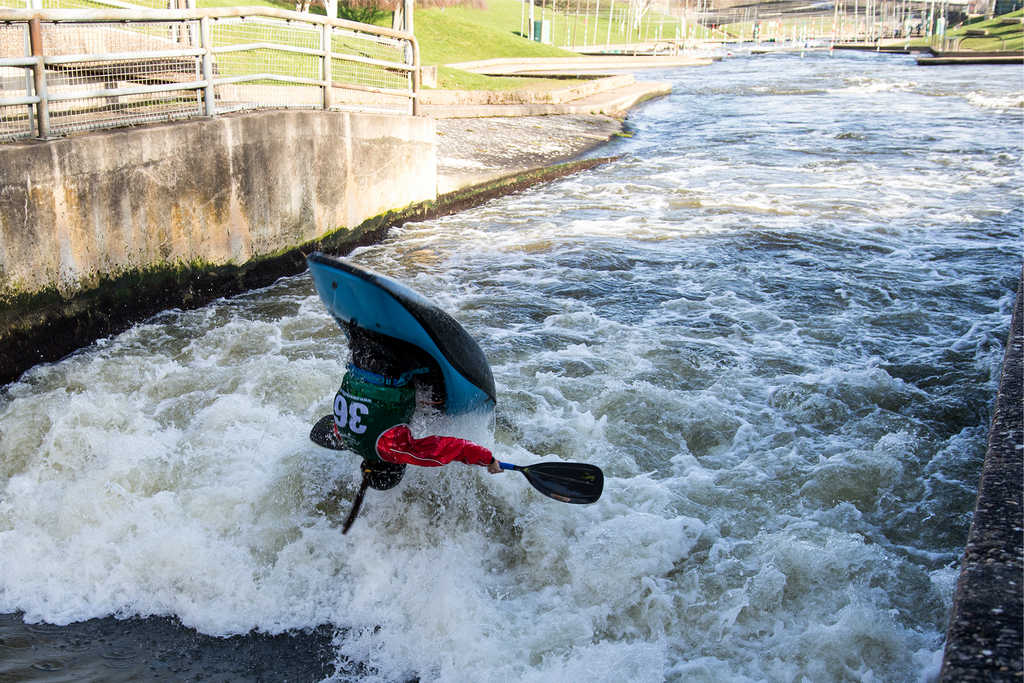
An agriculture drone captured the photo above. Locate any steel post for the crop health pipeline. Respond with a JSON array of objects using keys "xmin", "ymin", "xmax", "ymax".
[
  {"xmin": 200, "ymin": 16, "xmax": 215, "ymax": 116},
  {"xmin": 28, "ymin": 17, "xmax": 49, "ymax": 139}
]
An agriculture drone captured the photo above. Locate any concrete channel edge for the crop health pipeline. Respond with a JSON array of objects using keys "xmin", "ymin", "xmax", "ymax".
[
  {"xmin": 939, "ymin": 270, "xmax": 1024, "ymax": 681},
  {"xmin": 0, "ymin": 156, "xmax": 614, "ymax": 388}
]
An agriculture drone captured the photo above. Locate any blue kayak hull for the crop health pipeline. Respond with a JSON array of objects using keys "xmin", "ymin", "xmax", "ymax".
[{"xmin": 307, "ymin": 252, "xmax": 496, "ymax": 415}]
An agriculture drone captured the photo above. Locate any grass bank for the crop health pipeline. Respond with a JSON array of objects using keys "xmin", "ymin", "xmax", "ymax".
[
  {"xmin": 197, "ymin": 0, "xmax": 688, "ymax": 89},
  {"xmin": 718, "ymin": 8, "xmax": 1024, "ymax": 49},
  {"xmin": 411, "ymin": 0, "xmax": 578, "ymax": 89},
  {"xmin": 926, "ymin": 9, "xmax": 1024, "ymax": 51}
]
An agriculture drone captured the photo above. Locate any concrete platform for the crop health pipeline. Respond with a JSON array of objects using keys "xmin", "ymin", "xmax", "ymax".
[
  {"xmin": 421, "ymin": 79, "xmax": 671, "ymax": 119},
  {"xmin": 420, "ymin": 54, "xmax": 710, "ymax": 119},
  {"xmin": 917, "ymin": 53, "xmax": 1024, "ymax": 65},
  {"xmin": 940, "ymin": 274, "xmax": 1024, "ymax": 681},
  {"xmin": 445, "ymin": 55, "xmax": 715, "ymax": 75},
  {"xmin": 435, "ymin": 114, "xmax": 625, "ymax": 194},
  {"xmin": 427, "ymin": 57, "xmax": 697, "ymax": 192}
]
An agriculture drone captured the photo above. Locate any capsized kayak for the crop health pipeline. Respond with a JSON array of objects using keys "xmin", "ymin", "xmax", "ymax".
[{"xmin": 306, "ymin": 252, "xmax": 496, "ymax": 415}]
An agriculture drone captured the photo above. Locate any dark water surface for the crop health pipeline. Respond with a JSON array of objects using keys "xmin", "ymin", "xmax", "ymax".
[
  {"xmin": 1, "ymin": 50, "xmax": 1021, "ymax": 682},
  {"xmin": 0, "ymin": 612, "xmax": 333, "ymax": 681}
]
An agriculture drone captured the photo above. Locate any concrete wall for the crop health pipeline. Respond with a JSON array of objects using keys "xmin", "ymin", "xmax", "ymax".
[
  {"xmin": 940, "ymin": 274, "xmax": 1023, "ymax": 681},
  {"xmin": 0, "ymin": 109, "xmax": 436, "ymax": 297},
  {"xmin": 0, "ymin": 112, "xmax": 605, "ymax": 386}
]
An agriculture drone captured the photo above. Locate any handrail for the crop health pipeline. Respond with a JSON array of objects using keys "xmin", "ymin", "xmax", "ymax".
[{"xmin": 0, "ymin": 6, "xmax": 422, "ymax": 142}]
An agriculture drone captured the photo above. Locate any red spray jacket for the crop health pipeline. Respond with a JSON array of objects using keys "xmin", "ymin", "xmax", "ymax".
[{"xmin": 374, "ymin": 424, "xmax": 494, "ymax": 468}]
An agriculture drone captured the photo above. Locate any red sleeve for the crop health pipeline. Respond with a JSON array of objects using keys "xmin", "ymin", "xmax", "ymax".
[{"xmin": 376, "ymin": 425, "xmax": 494, "ymax": 467}]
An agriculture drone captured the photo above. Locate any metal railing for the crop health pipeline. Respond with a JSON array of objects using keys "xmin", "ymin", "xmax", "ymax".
[
  {"xmin": 2, "ymin": 0, "xmax": 197, "ymax": 11},
  {"xmin": 0, "ymin": 6, "xmax": 420, "ymax": 142}
]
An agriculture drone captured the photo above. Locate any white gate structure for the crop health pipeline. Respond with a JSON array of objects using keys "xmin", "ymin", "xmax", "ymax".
[{"xmin": 0, "ymin": 5, "xmax": 421, "ymax": 141}]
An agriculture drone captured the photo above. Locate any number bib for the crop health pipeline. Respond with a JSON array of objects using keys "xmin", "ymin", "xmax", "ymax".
[{"xmin": 334, "ymin": 372, "xmax": 416, "ymax": 463}]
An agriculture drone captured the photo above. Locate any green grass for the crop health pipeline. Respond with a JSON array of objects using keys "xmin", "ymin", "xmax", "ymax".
[
  {"xmin": 192, "ymin": 0, "xmax": 704, "ymax": 89},
  {"xmin": 413, "ymin": 1, "xmax": 576, "ymax": 65},
  {"xmin": 400, "ymin": 0, "xmax": 698, "ymax": 61},
  {"xmin": 434, "ymin": 67, "xmax": 576, "ymax": 90},
  {"xmin": 195, "ymin": 0, "xmax": 581, "ymax": 88},
  {"xmin": 718, "ymin": 8, "xmax": 1024, "ymax": 49},
  {"xmin": 937, "ymin": 9, "xmax": 1024, "ymax": 50},
  {"xmin": 408, "ymin": 0, "xmax": 701, "ymax": 87}
]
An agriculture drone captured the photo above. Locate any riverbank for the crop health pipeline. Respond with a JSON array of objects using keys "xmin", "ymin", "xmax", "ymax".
[
  {"xmin": 1, "ymin": 64, "xmax": 673, "ymax": 385},
  {"xmin": 0, "ymin": 150, "xmax": 614, "ymax": 388},
  {"xmin": 940, "ymin": 275, "xmax": 1024, "ymax": 681},
  {"xmin": 436, "ymin": 114, "xmax": 627, "ymax": 193},
  {"xmin": 428, "ymin": 62, "xmax": 679, "ymax": 192}
]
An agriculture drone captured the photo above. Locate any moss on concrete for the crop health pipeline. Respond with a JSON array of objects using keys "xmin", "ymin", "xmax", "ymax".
[{"xmin": 0, "ymin": 156, "xmax": 614, "ymax": 386}]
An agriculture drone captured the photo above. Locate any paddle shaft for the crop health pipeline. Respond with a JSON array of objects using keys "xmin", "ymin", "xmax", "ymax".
[{"xmin": 342, "ymin": 475, "xmax": 371, "ymax": 534}]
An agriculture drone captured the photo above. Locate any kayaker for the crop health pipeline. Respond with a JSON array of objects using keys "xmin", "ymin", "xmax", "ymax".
[{"xmin": 311, "ymin": 324, "xmax": 501, "ymax": 508}]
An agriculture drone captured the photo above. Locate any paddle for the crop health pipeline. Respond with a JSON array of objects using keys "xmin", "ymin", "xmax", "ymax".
[
  {"xmin": 498, "ymin": 461, "xmax": 604, "ymax": 504},
  {"xmin": 342, "ymin": 475, "xmax": 371, "ymax": 534},
  {"xmin": 342, "ymin": 461, "xmax": 603, "ymax": 533}
]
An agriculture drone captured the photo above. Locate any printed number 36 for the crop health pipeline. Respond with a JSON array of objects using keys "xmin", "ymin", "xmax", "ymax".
[{"xmin": 334, "ymin": 395, "xmax": 368, "ymax": 434}]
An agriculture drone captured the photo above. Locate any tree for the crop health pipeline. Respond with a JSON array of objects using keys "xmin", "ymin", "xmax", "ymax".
[
  {"xmin": 296, "ymin": 0, "xmax": 486, "ymax": 27},
  {"xmin": 337, "ymin": 0, "xmax": 391, "ymax": 24}
]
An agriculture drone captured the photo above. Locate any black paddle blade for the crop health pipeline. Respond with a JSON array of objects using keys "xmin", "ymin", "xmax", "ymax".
[
  {"xmin": 519, "ymin": 462, "xmax": 603, "ymax": 504},
  {"xmin": 310, "ymin": 415, "xmax": 346, "ymax": 451}
]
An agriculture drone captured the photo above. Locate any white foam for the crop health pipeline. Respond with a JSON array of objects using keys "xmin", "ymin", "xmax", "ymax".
[
  {"xmin": 2, "ymin": 50, "xmax": 1019, "ymax": 683},
  {"xmin": 965, "ymin": 90, "xmax": 1024, "ymax": 110}
]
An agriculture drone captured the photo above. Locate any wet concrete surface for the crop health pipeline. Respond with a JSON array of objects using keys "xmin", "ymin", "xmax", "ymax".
[
  {"xmin": 435, "ymin": 114, "xmax": 626, "ymax": 193},
  {"xmin": 940, "ymin": 274, "xmax": 1023, "ymax": 681},
  {"xmin": 0, "ymin": 612, "xmax": 336, "ymax": 682}
]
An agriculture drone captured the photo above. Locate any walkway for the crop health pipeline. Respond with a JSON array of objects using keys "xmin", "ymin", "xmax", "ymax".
[{"xmin": 427, "ymin": 55, "xmax": 713, "ymax": 192}]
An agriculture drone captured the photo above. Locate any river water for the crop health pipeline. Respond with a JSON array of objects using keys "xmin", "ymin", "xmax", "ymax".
[{"xmin": 1, "ymin": 50, "xmax": 1021, "ymax": 682}]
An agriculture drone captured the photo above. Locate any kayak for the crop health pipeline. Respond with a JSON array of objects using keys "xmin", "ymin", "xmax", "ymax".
[
  {"xmin": 306, "ymin": 252, "xmax": 496, "ymax": 415},
  {"xmin": 307, "ymin": 252, "xmax": 604, "ymax": 512}
]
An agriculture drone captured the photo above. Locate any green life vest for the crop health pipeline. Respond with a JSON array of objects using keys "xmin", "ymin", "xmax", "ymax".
[{"xmin": 334, "ymin": 370, "xmax": 415, "ymax": 464}]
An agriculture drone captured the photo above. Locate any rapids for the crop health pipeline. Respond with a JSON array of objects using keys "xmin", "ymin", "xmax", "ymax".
[{"xmin": 1, "ymin": 49, "xmax": 1021, "ymax": 681}]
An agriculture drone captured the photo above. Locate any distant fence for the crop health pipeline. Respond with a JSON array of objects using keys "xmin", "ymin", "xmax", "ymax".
[
  {"xmin": 0, "ymin": 5, "xmax": 420, "ymax": 141},
  {"xmin": 2, "ymin": 0, "xmax": 196, "ymax": 10}
]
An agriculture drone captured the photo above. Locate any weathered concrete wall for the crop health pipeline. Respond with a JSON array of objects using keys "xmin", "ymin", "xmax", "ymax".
[
  {"xmin": 0, "ymin": 109, "xmax": 436, "ymax": 297},
  {"xmin": 0, "ymin": 114, "xmax": 609, "ymax": 386},
  {"xmin": 940, "ymin": 273, "xmax": 1023, "ymax": 681}
]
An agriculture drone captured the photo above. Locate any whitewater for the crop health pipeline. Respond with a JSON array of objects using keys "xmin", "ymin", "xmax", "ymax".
[{"xmin": 0, "ymin": 49, "xmax": 1021, "ymax": 681}]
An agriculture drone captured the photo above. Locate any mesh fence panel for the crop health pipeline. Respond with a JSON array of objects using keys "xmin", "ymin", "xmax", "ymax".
[
  {"xmin": 41, "ymin": 20, "xmax": 198, "ymax": 56},
  {"xmin": 0, "ymin": 70, "xmax": 35, "ymax": 141},
  {"xmin": 0, "ymin": 20, "xmax": 27, "ymax": 59},
  {"xmin": 46, "ymin": 89, "xmax": 204, "ymax": 134},
  {"xmin": 7, "ymin": 0, "xmax": 190, "ymax": 8},
  {"xmin": 333, "ymin": 27, "xmax": 406, "ymax": 65},
  {"xmin": 0, "ymin": 9, "xmax": 416, "ymax": 141},
  {"xmin": 41, "ymin": 21, "xmax": 203, "ymax": 135},
  {"xmin": 212, "ymin": 17, "xmax": 324, "ymax": 110},
  {"xmin": 330, "ymin": 27, "xmax": 409, "ymax": 92},
  {"xmin": 0, "ymin": 22, "xmax": 32, "ymax": 141}
]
